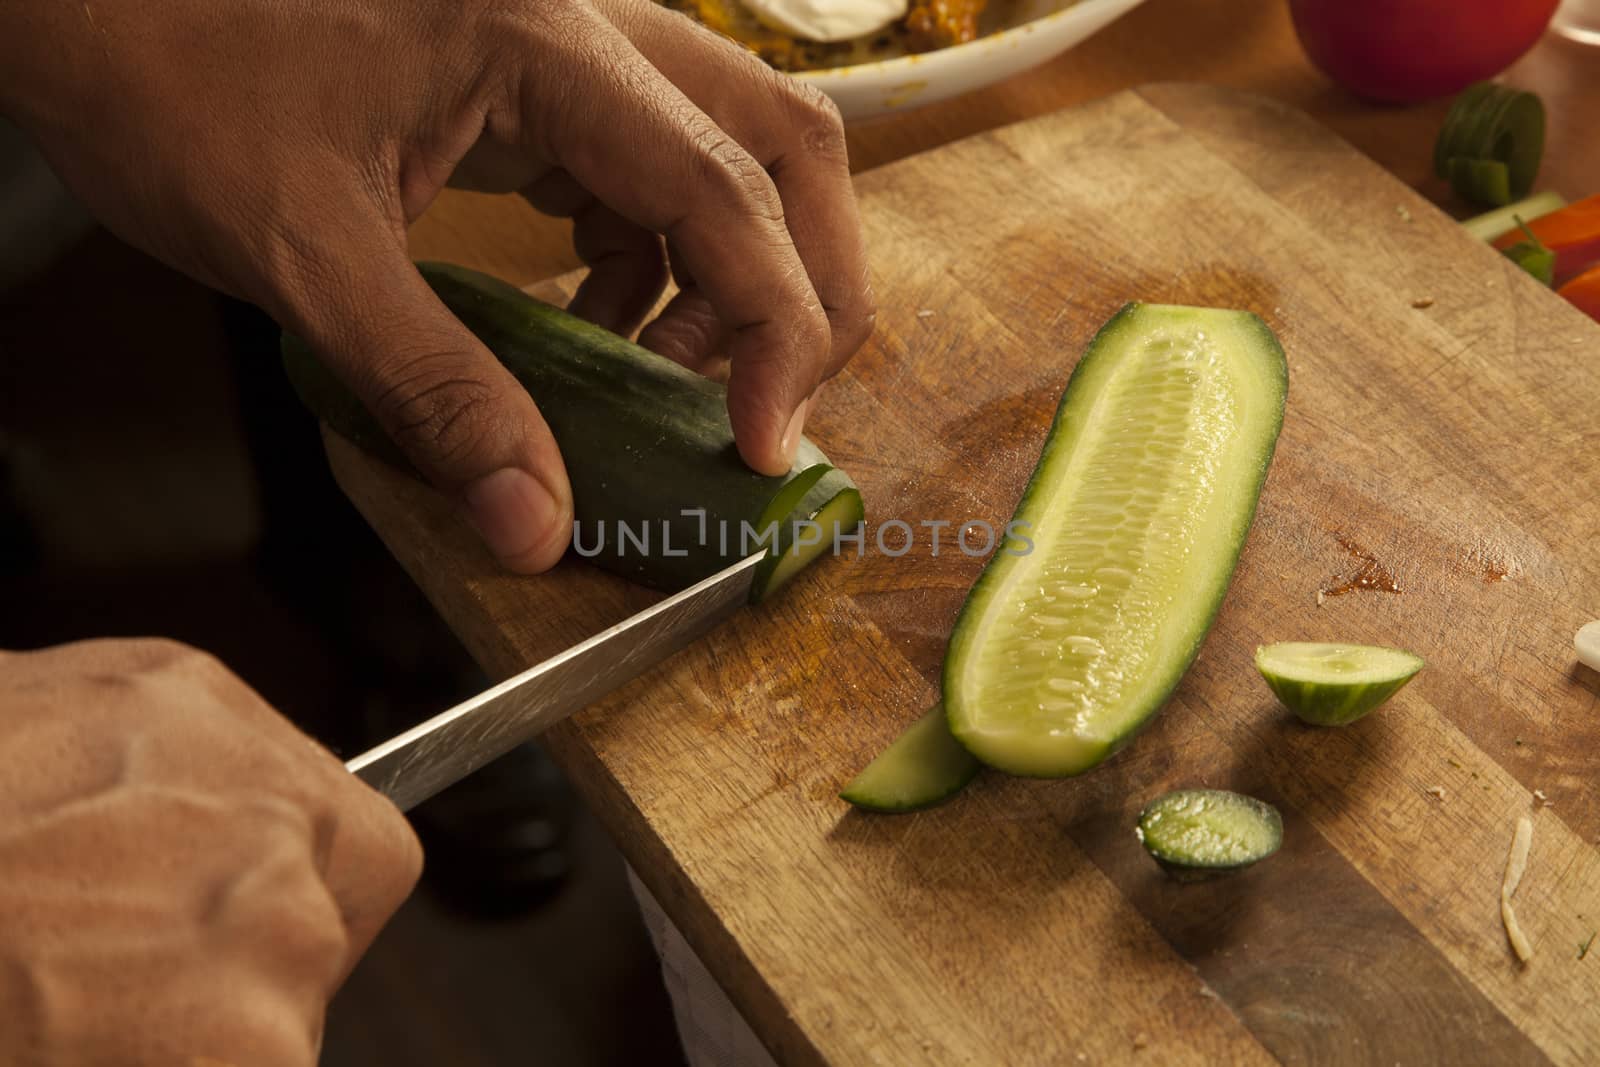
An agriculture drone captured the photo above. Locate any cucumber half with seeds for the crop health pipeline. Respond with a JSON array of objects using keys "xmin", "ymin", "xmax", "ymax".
[
  {"xmin": 840, "ymin": 704, "xmax": 980, "ymax": 813},
  {"xmin": 1255, "ymin": 642, "xmax": 1424, "ymax": 726},
  {"xmin": 1137, "ymin": 789, "xmax": 1283, "ymax": 880},
  {"xmin": 945, "ymin": 304, "xmax": 1287, "ymax": 777},
  {"xmin": 282, "ymin": 262, "xmax": 862, "ymax": 601}
]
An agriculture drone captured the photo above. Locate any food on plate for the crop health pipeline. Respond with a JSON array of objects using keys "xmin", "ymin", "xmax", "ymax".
[
  {"xmin": 282, "ymin": 263, "xmax": 863, "ymax": 602},
  {"xmin": 1433, "ymin": 83, "xmax": 1545, "ymax": 207},
  {"xmin": 944, "ymin": 304, "xmax": 1287, "ymax": 777},
  {"xmin": 1289, "ymin": 0, "xmax": 1559, "ymax": 103},
  {"xmin": 1136, "ymin": 789, "xmax": 1283, "ymax": 880},
  {"xmin": 1254, "ymin": 642, "xmax": 1424, "ymax": 726},
  {"xmin": 840, "ymin": 704, "xmax": 980, "ymax": 813},
  {"xmin": 660, "ymin": 0, "xmax": 1002, "ymax": 71},
  {"xmin": 1462, "ymin": 192, "xmax": 1565, "ymax": 243},
  {"xmin": 1491, "ymin": 193, "xmax": 1600, "ymax": 284}
]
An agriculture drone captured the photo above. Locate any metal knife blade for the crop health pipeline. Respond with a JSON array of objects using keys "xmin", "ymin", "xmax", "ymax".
[{"xmin": 347, "ymin": 553, "xmax": 763, "ymax": 812}]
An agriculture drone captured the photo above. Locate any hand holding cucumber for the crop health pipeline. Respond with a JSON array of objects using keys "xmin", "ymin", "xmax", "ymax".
[
  {"xmin": 0, "ymin": 639, "xmax": 422, "ymax": 1066},
  {"xmin": 0, "ymin": 0, "xmax": 874, "ymax": 571}
]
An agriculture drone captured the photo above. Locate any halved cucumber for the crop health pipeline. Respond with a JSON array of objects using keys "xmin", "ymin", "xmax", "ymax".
[
  {"xmin": 1136, "ymin": 788, "xmax": 1282, "ymax": 880},
  {"xmin": 945, "ymin": 304, "xmax": 1287, "ymax": 777},
  {"xmin": 1254, "ymin": 642, "xmax": 1424, "ymax": 726},
  {"xmin": 840, "ymin": 704, "xmax": 979, "ymax": 814}
]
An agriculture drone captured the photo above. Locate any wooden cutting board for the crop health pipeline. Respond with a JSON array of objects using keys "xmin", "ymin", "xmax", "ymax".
[{"xmin": 330, "ymin": 84, "xmax": 1600, "ymax": 1065}]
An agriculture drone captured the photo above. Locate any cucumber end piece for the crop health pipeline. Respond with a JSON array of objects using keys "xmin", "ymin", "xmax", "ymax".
[
  {"xmin": 1254, "ymin": 642, "xmax": 1424, "ymax": 726},
  {"xmin": 753, "ymin": 488, "xmax": 864, "ymax": 603},
  {"xmin": 840, "ymin": 704, "xmax": 980, "ymax": 814},
  {"xmin": 1136, "ymin": 788, "xmax": 1282, "ymax": 877}
]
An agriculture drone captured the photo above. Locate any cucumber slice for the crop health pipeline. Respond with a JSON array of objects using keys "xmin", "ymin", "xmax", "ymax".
[
  {"xmin": 945, "ymin": 304, "xmax": 1287, "ymax": 777},
  {"xmin": 281, "ymin": 263, "xmax": 863, "ymax": 601},
  {"xmin": 1254, "ymin": 642, "xmax": 1424, "ymax": 726},
  {"xmin": 840, "ymin": 704, "xmax": 979, "ymax": 813},
  {"xmin": 1136, "ymin": 789, "xmax": 1282, "ymax": 880}
]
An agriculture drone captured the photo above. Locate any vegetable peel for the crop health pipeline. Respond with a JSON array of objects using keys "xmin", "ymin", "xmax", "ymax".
[{"xmin": 1501, "ymin": 815, "xmax": 1534, "ymax": 965}]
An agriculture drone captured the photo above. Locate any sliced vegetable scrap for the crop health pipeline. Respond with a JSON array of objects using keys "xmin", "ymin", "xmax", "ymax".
[
  {"xmin": 1434, "ymin": 83, "xmax": 1545, "ymax": 207},
  {"xmin": 1492, "ymin": 193, "xmax": 1600, "ymax": 285},
  {"xmin": 840, "ymin": 704, "xmax": 979, "ymax": 814},
  {"xmin": 1576, "ymin": 621, "xmax": 1600, "ymax": 673},
  {"xmin": 1136, "ymin": 789, "xmax": 1282, "ymax": 880},
  {"xmin": 1254, "ymin": 642, "xmax": 1424, "ymax": 726},
  {"xmin": 1501, "ymin": 815, "xmax": 1534, "ymax": 965}
]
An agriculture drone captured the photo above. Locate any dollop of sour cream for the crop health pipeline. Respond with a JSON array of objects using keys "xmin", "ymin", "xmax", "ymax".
[{"xmin": 740, "ymin": 0, "xmax": 909, "ymax": 43}]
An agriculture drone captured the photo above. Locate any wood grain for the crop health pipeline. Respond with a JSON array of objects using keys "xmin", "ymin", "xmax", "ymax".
[{"xmin": 334, "ymin": 86, "xmax": 1600, "ymax": 1064}]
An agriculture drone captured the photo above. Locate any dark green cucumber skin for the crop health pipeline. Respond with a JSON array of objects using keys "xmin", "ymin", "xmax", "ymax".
[
  {"xmin": 282, "ymin": 262, "xmax": 859, "ymax": 595},
  {"xmin": 1265, "ymin": 672, "xmax": 1418, "ymax": 727},
  {"xmin": 943, "ymin": 303, "xmax": 1289, "ymax": 777}
]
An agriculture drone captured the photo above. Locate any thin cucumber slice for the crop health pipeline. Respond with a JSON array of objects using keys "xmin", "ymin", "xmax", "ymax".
[
  {"xmin": 1136, "ymin": 789, "xmax": 1282, "ymax": 880},
  {"xmin": 945, "ymin": 304, "xmax": 1287, "ymax": 777},
  {"xmin": 1255, "ymin": 642, "xmax": 1424, "ymax": 726},
  {"xmin": 761, "ymin": 487, "xmax": 865, "ymax": 599},
  {"xmin": 840, "ymin": 704, "xmax": 979, "ymax": 813}
]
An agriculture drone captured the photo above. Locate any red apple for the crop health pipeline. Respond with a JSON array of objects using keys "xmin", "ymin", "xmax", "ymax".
[{"xmin": 1288, "ymin": 0, "xmax": 1560, "ymax": 103}]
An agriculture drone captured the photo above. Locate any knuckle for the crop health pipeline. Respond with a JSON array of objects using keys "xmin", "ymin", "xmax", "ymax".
[
  {"xmin": 834, "ymin": 301, "xmax": 877, "ymax": 358},
  {"xmin": 687, "ymin": 129, "xmax": 783, "ymax": 225},
  {"xmin": 366, "ymin": 356, "xmax": 508, "ymax": 478},
  {"xmin": 784, "ymin": 83, "xmax": 847, "ymax": 160},
  {"xmin": 795, "ymin": 302, "xmax": 833, "ymax": 360},
  {"xmin": 120, "ymin": 637, "xmax": 226, "ymax": 683}
]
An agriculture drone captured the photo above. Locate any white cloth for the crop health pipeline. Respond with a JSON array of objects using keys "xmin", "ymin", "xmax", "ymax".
[{"xmin": 626, "ymin": 867, "xmax": 781, "ymax": 1067}]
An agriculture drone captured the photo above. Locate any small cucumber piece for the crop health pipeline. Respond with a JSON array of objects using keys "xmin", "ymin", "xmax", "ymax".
[
  {"xmin": 1254, "ymin": 642, "xmax": 1424, "ymax": 726},
  {"xmin": 945, "ymin": 303, "xmax": 1287, "ymax": 777},
  {"xmin": 840, "ymin": 704, "xmax": 979, "ymax": 814},
  {"xmin": 1136, "ymin": 789, "xmax": 1282, "ymax": 880}
]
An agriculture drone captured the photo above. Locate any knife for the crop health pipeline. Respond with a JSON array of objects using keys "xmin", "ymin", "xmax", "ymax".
[{"xmin": 346, "ymin": 553, "xmax": 764, "ymax": 812}]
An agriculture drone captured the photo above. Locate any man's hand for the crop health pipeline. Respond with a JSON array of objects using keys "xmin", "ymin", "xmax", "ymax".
[
  {"xmin": 0, "ymin": 0, "xmax": 875, "ymax": 571},
  {"xmin": 0, "ymin": 639, "xmax": 422, "ymax": 1066}
]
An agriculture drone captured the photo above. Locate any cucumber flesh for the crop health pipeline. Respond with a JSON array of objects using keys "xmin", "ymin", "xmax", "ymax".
[
  {"xmin": 840, "ymin": 704, "xmax": 980, "ymax": 813},
  {"xmin": 1137, "ymin": 789, "xmax": 1282, "ymax": 878},
  {"xmin": 1255, "ymin": 642, "xmax": 1424, "ymax": 726},
  {"xmin": 281, "ymin": 262, "xmax": 862, "ymax": 601},
  {"xmin": 945, "ymin": 304, "xmax": 1288, "ymax": 777}
]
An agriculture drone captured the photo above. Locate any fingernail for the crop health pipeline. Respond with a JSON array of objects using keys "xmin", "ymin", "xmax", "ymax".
[
  {"xmin": 461, "ymin": 468, "xmax": 562, "ymax": 566},
  {"xmin": 780, "ymin": 400, "xmax": 809, "ymax": 470}
]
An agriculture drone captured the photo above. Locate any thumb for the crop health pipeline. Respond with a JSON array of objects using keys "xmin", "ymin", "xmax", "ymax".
[{"xmin": 284, "ymin": 241, "xmax": 573, "ymax": 573}]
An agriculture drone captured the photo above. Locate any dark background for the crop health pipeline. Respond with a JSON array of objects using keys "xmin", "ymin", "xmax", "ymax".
[{"xmin": 0, "ymin": 222, "xmax": 687, "ymax": 1066}]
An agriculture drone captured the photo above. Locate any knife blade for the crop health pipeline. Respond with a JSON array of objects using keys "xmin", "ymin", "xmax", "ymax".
[{"xmin": 346, "ymin": 553, "xmax": 764, "ymax": 812}]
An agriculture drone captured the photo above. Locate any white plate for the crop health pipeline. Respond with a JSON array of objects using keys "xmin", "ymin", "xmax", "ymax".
[{"xmin": 795, "ymin": 0, "xmax": 1148, "ymax": 120}]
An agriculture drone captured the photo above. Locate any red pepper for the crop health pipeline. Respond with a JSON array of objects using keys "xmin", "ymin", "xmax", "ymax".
[
  {"xmin": 1557, "ymin": 263, "xmax": 1600, "ymax": 324},
  {"xmin": 1493, "ymin": 193, "xmax": 1600, "ymax": 285}
]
